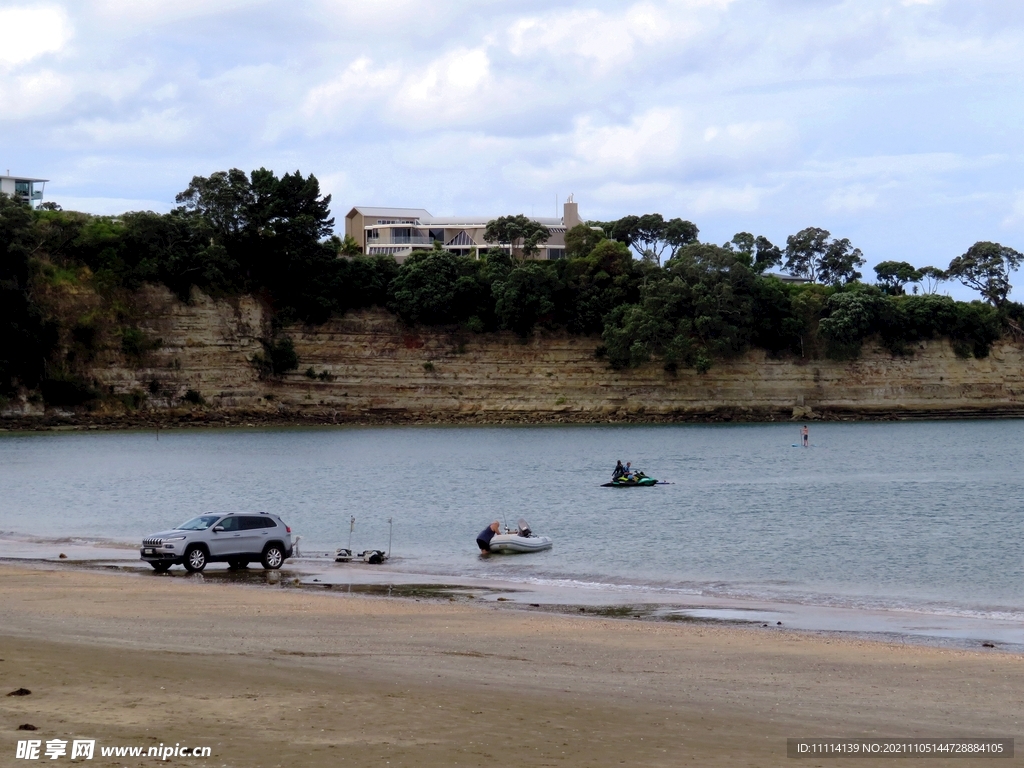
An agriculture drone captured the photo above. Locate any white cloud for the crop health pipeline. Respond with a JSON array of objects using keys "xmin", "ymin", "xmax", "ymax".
[
  {"xmin": 686, "ymin": 184, "xmax": 764, "ymax": 214},
  {"xmin": 505, "ymin": 107, "xmax": 791, "ymax": 190},
  {"xmin": 827, "ymin": 186, "xmax": 880, "ymax": 213},
  {"xmin": 56, "ymin": 109, "xmax": 194, "ymax": 147},
  {"xmin": 1002, "ymin": 191, "xmax": 1024, "ymax": 228},
  {"xmin": 0, "ymin": 69, "xmax": 72, "ymax": 120},
  {"xmin": 88, "ymin": 0, "xmax": 267, "ymax": 26},
  {"xmin": 3, "ymin": 0, "xmax": 1024, "ymax": 273},
  {"xmin": 573, "ymin": 108, "xmax": 687, "ymax": 175},
  {"xmin": 0, "ymin": 6, "xmax": 72, "ymax": 66},
  {"xmin": 398, "ymin": 48, "xmax": 491, "ymax": 111},
  {"xmin": 506, "ymin": 1, "xmax": 715, "ymax": 70}
]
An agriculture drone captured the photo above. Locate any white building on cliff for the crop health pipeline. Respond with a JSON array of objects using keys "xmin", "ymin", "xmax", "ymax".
[
  {"xmin": 344, "ymin": 199, "xmax": 584, "ymax": 261},
  {"xmin": 0, "ymin": 175, "xmax": 47, "ymax": 208}
]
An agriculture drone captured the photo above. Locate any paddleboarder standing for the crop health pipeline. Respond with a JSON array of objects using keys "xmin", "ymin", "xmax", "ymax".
[{"xmin": 801, "ymin": 425, "xmax": 809, "ymax": 448}]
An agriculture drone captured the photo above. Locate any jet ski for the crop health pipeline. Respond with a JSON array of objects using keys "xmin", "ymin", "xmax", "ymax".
[{"xmin": 602, "ymin": 472, "xmax": 657, "ymax": 487}]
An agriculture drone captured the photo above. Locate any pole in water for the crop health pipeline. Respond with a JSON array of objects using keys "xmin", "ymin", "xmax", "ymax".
[
  {"xmin": 387, "ymin": 517, "xmax": 393, "ymax": 558},
  {"xmin": 348, "ymin": 516, "xmax": 355, "ymax": 552}
]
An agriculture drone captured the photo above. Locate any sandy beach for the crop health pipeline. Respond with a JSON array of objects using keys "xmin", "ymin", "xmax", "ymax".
[{"xmin": 0, "ymin": 563, "xmax": 1021, "ymax": 767}]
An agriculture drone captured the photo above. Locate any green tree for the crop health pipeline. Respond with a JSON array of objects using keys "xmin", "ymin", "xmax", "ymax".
[
  {"xmin": 917, "ymin": 266, "xmax": 946, "ymax": 294},
  {"xmin": 946, "ymin": 241, "xmax": 1023, "ymax": 306},
  {"xmin": 338, "ymin": 234, "xmax": 362, "ymax": 256},
  {"xmin": 492, "ymin": 261, "xmax": 561, "ymax": 335},
  {"xmin": 175, "ymin": 168, "xmax": 338, "ymax": 322},
  {"xmin": 483, "ymin": 215, "xmax": 550, "ymax": 259},
  {"xmin": 785, "ymin": 227, "xmax": 864, "ymax": 285},
  {"xmin": 389, "ymin": 250, "xmax": 483, "ymax": 326},
  {"xmin": 0, "ymin": 194, "xmax": 58, "ymax": 392},
  {"xmin": 784, "ymin": 227, "xmax": 830, "ymax": 282},
  {"xmin": 601, "ymin": 277, "xmax": 694, "ymax": 370},
  {"xmin": 340, "ymin": 255, "xmax": 400, "ymax": 311},
  {"xmin": 562, "ymin": 239, "xmax": 638, "ymax": 334},
  {"xmin": 817, "ymin": 290, "xmax": 885, "ymax": 356},
  {"xmin": 726, "ymin": 232, "xmax": 782, "ymax": 273},
  {"xmin": 874, "ymin": 261, "xmax": 922, "ymax": 296},
  {"xmin": 818, "ymin": 238, "xmax": 864, "ymax": 285},
  {"xmin": 564, "ymin": 223, "xmax": 605, "ymax": 259},
  {"xmin": 609, "ymin": 214, "xmax": 698, "ymax": 265}
]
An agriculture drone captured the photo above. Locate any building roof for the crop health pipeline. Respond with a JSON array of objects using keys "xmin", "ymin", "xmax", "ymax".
[
  {"xmin": 351, "ymin": 210, "xmax": 564, "ymax": 228},
  {"xmin": 346, "ymin": 206, "xmax": 431, "ymax": 219},
  {"xmin": 0, "ymin": 175, "xmax": 48, "ymax": 182}
]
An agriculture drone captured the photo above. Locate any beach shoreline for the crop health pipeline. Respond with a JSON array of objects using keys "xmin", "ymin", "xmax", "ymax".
[
  {"xmin": 4, "ymin": 405, "xmax": 1024, "ymax": 434},
  {"xmin": 2, "ymin": 535, "xmax": 1021, "ymax": 655},
  {"xmin": 1, "ymin": 563, "xmax": 1021, "ymax": 767}
]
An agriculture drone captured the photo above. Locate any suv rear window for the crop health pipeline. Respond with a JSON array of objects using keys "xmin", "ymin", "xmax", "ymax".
[{"xmin": 239, "ymin": 516, "xmax": 269, "ymax": 530}]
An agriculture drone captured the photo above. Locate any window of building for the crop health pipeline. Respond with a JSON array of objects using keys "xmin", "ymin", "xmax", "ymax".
[
  {"xmin": 547, "ymin": 248, "xmax": 566, "ymax": 260},
  {"xmin": 446, "ymin": 230, "xmax": 474, "ymax": 246}
]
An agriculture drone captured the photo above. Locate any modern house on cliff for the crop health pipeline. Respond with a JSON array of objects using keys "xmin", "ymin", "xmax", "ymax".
[
  {"xmin": 344, "ymin": 199, "xmax": 584, "ymax": 261},
  {"xmin": 0, "ymin": 175, "xmax": 47, "ymax": 208}
]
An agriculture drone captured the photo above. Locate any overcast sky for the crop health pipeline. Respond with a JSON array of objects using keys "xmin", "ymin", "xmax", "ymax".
[{"xmin": 2, "ymin": 0, "xmax": 1022, "ymax": 297}]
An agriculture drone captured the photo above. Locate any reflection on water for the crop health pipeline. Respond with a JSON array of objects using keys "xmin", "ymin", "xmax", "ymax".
[{"xmin": 2, "ymin": 421, "xmax": 1023, "ymax": 617}]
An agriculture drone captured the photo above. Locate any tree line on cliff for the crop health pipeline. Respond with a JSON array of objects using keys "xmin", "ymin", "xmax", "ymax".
[{"xmin": 1, "ymin": 168, "xmax": 1023, "ymax": 403}]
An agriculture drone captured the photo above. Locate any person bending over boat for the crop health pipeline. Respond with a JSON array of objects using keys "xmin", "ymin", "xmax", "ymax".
[{"xmin": 476, "ymin": 521, "xmax": 501, "ymax": 554}]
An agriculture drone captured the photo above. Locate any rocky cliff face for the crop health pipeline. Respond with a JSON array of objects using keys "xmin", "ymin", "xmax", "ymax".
[{"xmin": 8, "ymin": 285, "xmax": 1024, "ymax": 424}]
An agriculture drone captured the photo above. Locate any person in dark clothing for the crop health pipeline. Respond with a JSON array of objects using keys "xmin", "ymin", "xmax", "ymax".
[
  {"xmin": 613, "ymin": 460, "xmax": 625, "ymax": 480},
  {"xmin": 476, "ymin": 521, "xmax": 501, "ymax": 553}
]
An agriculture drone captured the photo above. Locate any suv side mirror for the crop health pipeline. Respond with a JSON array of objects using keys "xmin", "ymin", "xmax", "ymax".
[{"xmin": 213, "ymin": 526, "xmax": 224, "ymax": 533}]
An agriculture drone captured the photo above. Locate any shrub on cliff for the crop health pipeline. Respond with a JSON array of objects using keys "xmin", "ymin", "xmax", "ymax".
[
  {"xmin": 251, "ymin": 337, "xmax": 299, "ymax": 378},
  {"xmin": 339, "ymin": 255, "xmax": 399, "ymax": 312},
  {"xmin": 389, "ymin": 250, "xmax": 491, "ymax": 327},
  {"xmin": 818, "ymin": 289, "xmax": 1002, "ymax": 359},
  {"xmin": 492, "ymin": 261, "xmax": 561, "ymax": 336},
  {"xmin": 0, "ymin": 195, "xmax": 58, "ymax": 393}
]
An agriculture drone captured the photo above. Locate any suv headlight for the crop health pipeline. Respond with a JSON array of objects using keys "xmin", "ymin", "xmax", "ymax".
[{"xmin": 164, "ymin": 536, "xmax": 186, "ymax": 541}]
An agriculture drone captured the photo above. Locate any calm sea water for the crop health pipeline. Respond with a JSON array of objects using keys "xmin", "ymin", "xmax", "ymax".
[{"xmin": 1, "ymin": 422, "xmax": 1022, "ymax": 619}]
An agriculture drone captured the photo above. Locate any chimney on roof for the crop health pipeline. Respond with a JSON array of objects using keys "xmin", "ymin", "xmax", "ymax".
[{"xmin": 563, "ymin": 194, "xmax": 579, "ymax": 228}]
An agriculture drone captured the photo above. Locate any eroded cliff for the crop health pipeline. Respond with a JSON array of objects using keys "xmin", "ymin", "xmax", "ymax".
[{"xmin": 6, "ymin": 285, "xmax": 1024, "ymax": 425}]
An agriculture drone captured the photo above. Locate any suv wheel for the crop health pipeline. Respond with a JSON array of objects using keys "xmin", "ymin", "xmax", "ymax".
[
  {"xmin": 261, "ymin": 545, "xmax": 284, "ymax": 570},
  {"xmin": 184, "ymin": 545, "xmax": 208, "ymax": 573},
  {"xmin": 150, "ymin": 561, "xmax": 171, "ymax": 573}
]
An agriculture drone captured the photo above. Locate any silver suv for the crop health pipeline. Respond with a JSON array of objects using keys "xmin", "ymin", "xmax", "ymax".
[{"xmin": 140, "ymin": 512, "xmax": 293, "ymax": 573}]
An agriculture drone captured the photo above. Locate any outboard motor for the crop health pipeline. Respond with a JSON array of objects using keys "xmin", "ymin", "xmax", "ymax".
[{"xmin": 516, "ymin": 518, "xmax": 532, "ymax": 538}]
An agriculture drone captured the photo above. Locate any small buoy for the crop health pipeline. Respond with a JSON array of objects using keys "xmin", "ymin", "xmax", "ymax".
[
  {"xmin": 58, "ymin": 553, "xmax": 67, "ymax": 559},
  {"xmin": 17, "ymin": 724, "xmax": 37, "ymax": 731},
  {"xmin": 762, "ymin": 623, "xmax": 768, "ymax": 627},
  {"xmin": 777, "ymin": 621, "xmax": 783, "ymax": 626},
  {"xmin": 7, "ymin": 688, "xmax": 31, "ymax": 696}
]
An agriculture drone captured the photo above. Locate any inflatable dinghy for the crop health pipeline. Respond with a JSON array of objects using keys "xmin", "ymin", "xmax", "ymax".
[{"xmin": 488, "ymin": 518, "xmax": 552, "ymax": 554}]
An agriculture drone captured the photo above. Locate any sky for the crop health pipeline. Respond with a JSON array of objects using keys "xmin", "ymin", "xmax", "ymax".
[{"xmin": 2, "ymin": 0, "xmax": 1023, "ymax": 299}]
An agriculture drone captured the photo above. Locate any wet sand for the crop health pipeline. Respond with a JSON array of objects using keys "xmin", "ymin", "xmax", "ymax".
[{"xmin": 1, "ymin": 564, "xmax": 1021, "ymax": 767}]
